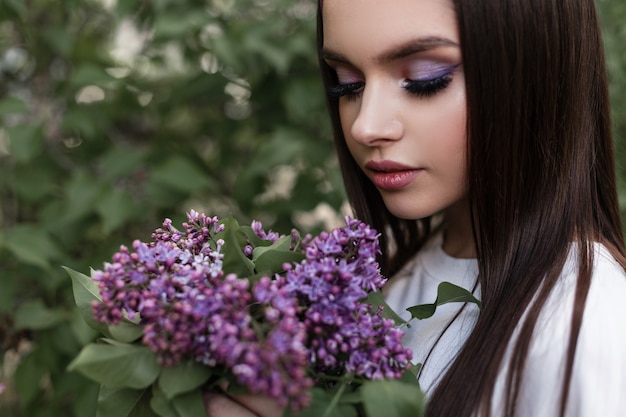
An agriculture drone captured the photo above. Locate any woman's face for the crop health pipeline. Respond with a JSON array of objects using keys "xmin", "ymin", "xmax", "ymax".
[{"xmin": 322, "ymin": 0, "xmax": 467, "ymax": 220}]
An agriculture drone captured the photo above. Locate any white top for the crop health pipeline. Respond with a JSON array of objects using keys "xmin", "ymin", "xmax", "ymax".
[{"xmin": 383, "ymin": 233, "xmax": 626, "ymax": 416}]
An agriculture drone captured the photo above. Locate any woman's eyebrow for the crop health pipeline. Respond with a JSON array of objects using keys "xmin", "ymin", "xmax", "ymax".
[{"xmin": 322, "ymin": 36, "xmax": 459, "ymax": 65}]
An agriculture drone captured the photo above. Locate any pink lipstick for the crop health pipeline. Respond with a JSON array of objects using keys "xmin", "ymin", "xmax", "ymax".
[{"xmin": 365, "ymin": 161, "xmax": 422, "ymax": 191}]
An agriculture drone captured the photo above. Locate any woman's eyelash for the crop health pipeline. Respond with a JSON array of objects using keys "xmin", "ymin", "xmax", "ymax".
[
  {"xmin": 402, "ymin": 75, "xmax": 453, "ymax": 97},
  {"xmin": 327, "ymin": 73, "xmax": 454, "ymax": 100},
  {"xmin": 327, "ymin": 81, "xmax": 365, "ymax": 100}
]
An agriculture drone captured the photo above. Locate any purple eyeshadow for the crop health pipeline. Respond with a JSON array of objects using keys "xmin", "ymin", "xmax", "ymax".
[{"xmin": 409, "ymin": 63, "xmax": 459, "ymax": 81}]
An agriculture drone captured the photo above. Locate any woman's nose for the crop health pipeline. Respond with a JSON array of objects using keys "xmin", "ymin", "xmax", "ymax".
[{"xmin": 349, "ymin": 83, "xmax": 404, "ymax": 146}]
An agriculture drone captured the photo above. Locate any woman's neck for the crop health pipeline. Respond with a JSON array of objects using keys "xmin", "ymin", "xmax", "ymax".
[{"xmin": 442, "ymin": 200, "xmax": 476, "ymax": 259}]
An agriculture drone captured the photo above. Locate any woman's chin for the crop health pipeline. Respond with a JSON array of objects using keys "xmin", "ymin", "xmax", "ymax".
[{"xmin": 383, "ymin": 201, "xmax": 437, "ymax": 221}]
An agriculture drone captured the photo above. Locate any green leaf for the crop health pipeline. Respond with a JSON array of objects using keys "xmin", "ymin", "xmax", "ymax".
[
  {"xmin": 149, "ymin": 156, "xmax": 216, "ymax": 194},
  {"xmin": 283, "ymin": 79, "xmax": 325, "ymax": 123},
  {"xmin": 49, "ymin": 321, "xmax": 82, "ymax": 355},
  {"xmin": 158, "ymin": 360, "xmax": 213, "ymax": 400},
  {"xmin": 97, "ymin": 386, "xmax": 158, "ymax": 417},
  {"xmin": 0, "ymin": 95, "xmax": 29, "ymax": 115},
  {"xmin": 0, "ymin": 267, "xmax": 16, "ymax": 313},
  {"xmin": 6, "ymin": 123, "xmax": 44, "ymax": 163},
  {"xmin": 407, "ymin": 303, "xmax": 437, "ymax": 321},
  {"xmin": 217, "ymin": 216, "xmax": 256, "ymax": 277},
  {"xmin": 361, "ymin": 379, "xmax": 426, "ymax": 417},
  {"xmin": 71, "ymin": 308, "xmax": 100, "ymax": 345},
  {"xmin": 61, "ymin": 106, "xmax": 104, "ymax": 139},
  {"xmin": 73, "ymin": 379, "xmax": 100, "ymax": 417},
  {"xmin": 14, "ymin": 299, "xmax": 65, "ymax": 330},
  {"xmin": 99, "ymin": 338, "xmax": 142, "ymax": 348},
  {"xmin": 399, "ymin": 363, "xmax": 422, "ymax": 385},
  {"xmin": 2, "ymin": 224, "xmax": 62, "ymax": 270},
  {"xmin": 64, "ymin": 266, "xmax": 111, "ymax": 336},
  {"xmin": 245, "ymin": 33, "xmax": 290, "ymax": 75},
  {"xmin": 238, "ymin": 225, "xmax": 273, "ymax": 248},
  {"xmin": 211, "ymin": 36, "xmax": 242, "ymax": 73},
  {"xmin": 252, "ymin": 234, "xmax": 292, "ymax": 256},
  {"xmin": 436, "ymin": 281, "xmax": 482, "ymax": 307},
  {"xmin": 281, "ymin": 175, "xmax": 323, "ymax": 213},
  {"xmin": 61, "ymin": 170, "xmax": 106, "ymax": 222},
  {"xmin": 98, "ymin": 146, "xmax": 147, "ymax": 182},
  {"xmin": 150, "ymin": 385, "xmax": 180, "ymax": 417},
  {"xmin": 171, "ymin": 390, "xmax": 206, "ymax": 417},
  {"xmin": 42, "ymin": 26, "xmax": 74, "ymax": 56},
  {"xmin": 2, "ymin": 0, "xmax": 27, "ymax": 18},
  {"xmin": 252, "ymin": 235, "xmax": 305, "ymax": 275},
  {"xmin": 14, "ymin": 350, "xmax": 46, "ymax": 409},
  {"xmin": 240, "ymin": 128, "xmax": 308, "ymax": 177},
  {"xmin": 70, "ymin": 63, "xmax": 114, "ymax": 87},
  {"xmin": 96, "ymin": 188, "xmax": 139, "ymax": 234},
  {"xmin": 406, "ymin": 281, "xmax": 481, "ymax": 321},
  {"xmin": 13, "ymin": 165, "xmax": 56, "ymax": 201},
  {"xmin": 108, "ymin": 319, "xmax": 144, "ymax": 343},
  {"xmin": 153, "ymin": 10, "xmax": 207, "ymax": 39},
  {"xmin": 68, "ymin": 343, "xmax": 161, "ymax": 389},
  {"xmin": 254, "ymin": 249, "xmax": 305, "ymax": 276},
  {"xmin": 364, "ymin": 291, "xmax": 407, "ymax": 326}
]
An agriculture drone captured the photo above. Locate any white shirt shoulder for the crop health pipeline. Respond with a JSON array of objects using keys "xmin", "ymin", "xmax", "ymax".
[
  {"xmin": 504, "ymin": 244, "xmax": 626, "ymax": 417},
  {"xmin": 384, "ymin": 236, "xmax": 626, "ymax": 416}
]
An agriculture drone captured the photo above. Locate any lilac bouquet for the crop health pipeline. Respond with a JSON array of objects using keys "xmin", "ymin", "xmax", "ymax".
[{"xmin": 66, "ymin": 211, "xmax": 426, "ymax": 417}]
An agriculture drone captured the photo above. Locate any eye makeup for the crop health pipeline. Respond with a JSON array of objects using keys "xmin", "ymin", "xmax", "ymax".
[
  {"xmin": 401, "ymin": 63, "xmax": 460, "ymax": 98},
  {"xmin": 327, "ymin": 81, "xmax": 365, "ymax": 100},
  {"xmin": 326, "ymin": 61, "xmax": 460, "ymax": 101},
  {"xmin": 326, "ymin": 66, "xmax": 364, "ymax": 100}
]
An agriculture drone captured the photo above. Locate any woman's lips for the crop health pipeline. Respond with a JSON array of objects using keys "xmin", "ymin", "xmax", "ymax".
[{"xmin": 365, "ymin": 161, "xmax": 422, "ymax": 191}]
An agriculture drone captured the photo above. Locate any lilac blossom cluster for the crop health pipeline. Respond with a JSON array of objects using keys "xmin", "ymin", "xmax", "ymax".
[
  {"xmin": 91, "ymin": 211, "xmax": 411, "ymax": 410},
  {"xmin": 285, "ymin": 217, "xmax": 412, "ymax": 380}
]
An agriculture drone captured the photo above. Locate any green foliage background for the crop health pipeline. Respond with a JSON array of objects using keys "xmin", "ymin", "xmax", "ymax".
[{"xmin": 0, "ymin": 0, "xmax": 624, "ymax": 416}]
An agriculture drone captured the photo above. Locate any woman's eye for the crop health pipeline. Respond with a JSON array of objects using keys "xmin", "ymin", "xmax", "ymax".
[
  {"xmin": 326, "ymin": 64, "xmax": 458, "ymax": 101},
  {"xmin": 327, "ymin": 81, "xmax": 365, "ymax": 101},
  {"xmin": 402, "ymin": 74, "xmax": 453, "ymax": 98},
  {"xmin": 401, "ymin": 64, "xmax": 459, "ymax": 98}
]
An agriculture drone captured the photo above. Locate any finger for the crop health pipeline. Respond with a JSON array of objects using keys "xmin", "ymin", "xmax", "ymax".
[
  {"xmin": 216, "ymin": 381, "xmax": 284, "ymax": 417},
  {"xmin": 228, "ymin": 392, "xmax": 284, "ymax": 417},
  {"xmin": 203, "ymin": 392, "xmax": 261, "ymax": 417}
]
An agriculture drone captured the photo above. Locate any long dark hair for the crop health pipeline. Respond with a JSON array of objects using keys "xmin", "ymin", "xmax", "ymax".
[{"xmin": 317, "ymin": 0, "xmax": 626, "ymax": 416}]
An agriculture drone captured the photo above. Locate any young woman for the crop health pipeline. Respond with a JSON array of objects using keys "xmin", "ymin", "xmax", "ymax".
[
  {"xmin": 320, "ymin": 0, "xmax": 626, "ymax": 416},
  {"xmin": 205, "ymin": 0, "xmax": 626, "ymax": 415}
]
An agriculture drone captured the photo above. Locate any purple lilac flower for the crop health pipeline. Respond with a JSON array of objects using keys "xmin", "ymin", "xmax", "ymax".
[
  {"xmin": 284, "ymin": 216, "xmax": 412, "ymax": 380},
  {"xmin": 91, "ymin": 212, "xmax": 410, "ymax": 412},
  {"xmin": 223, "ymin": 276, "xmax": 312, "ymax": 410},
  {"xmin": 251, "ymin": 220, "xmax": 280, "ymax": 243},
  {"xmin": 92, "ymin": 212, "xmax": 229, "ymax": 350}
]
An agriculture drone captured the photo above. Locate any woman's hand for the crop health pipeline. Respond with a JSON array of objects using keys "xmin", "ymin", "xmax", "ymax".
[{"xmin": 203, "ymin": 389, "xmax": 284, "ymax": 417}]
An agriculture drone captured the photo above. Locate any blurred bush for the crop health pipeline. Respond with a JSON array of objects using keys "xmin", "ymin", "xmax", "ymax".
[
  {"xmin": 599, "ymin": 0, "xmax": 626, "ymax": 202},
  {"xmin": 0, "ymin": 0, "xmax": 344, "ymax": 416},
  {"xmin": 0, "ymin": 0, "xmax": 624, "ymax": 416}
]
